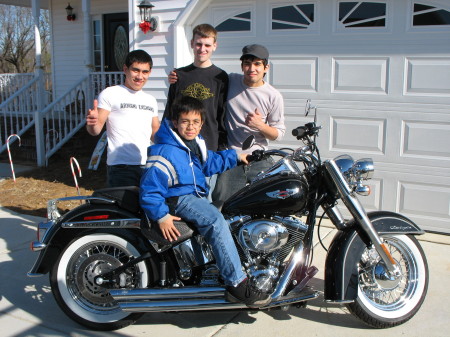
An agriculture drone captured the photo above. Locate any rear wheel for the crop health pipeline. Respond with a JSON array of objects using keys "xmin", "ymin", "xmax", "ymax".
[
  {"xmin": 347, "ymin": 234, "xmax": 428, "ymax": 328},
  {"xmin": 50, "ymin": 233, "xmax": 151, "ymax": 331}
]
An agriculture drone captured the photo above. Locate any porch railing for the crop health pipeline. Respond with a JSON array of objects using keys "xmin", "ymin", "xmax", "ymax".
[
  {"xmin": 0, "ymin": 77, "xmax": 40, "ymax": 152},
  {"xmin": 43, "ymin": 76, "xmax": 90, "ymax": 161},
  {"xmin": 0, "ymin": 71, "xmax": 123, "ymax": 165},
  {"xmin": 43, "ymin": 72, "xmax": 123, "ymax": 163},
  {"xmin": 0, "ymin": 73, "xmax": 35, "ymax": 103},
  {"xmin": 90, "ymin": 72, "xmax": 124, "ymax": 98},
  {"xmin": 0, "ymin": 73, "xmax": 52, "ymax": 104}
]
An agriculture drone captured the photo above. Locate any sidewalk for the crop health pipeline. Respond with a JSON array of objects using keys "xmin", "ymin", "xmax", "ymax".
[
  {"xmin": 0, "ymin": 206, "xmax": 449, "ymax": 337},
  {"xmin": 0, "ymin": 162, "xmax": 35, "ymax": 180}
]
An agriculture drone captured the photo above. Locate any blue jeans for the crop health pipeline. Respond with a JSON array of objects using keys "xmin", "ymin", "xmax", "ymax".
[
  {"xmin": 174, "ymin": 194, "xmax": 246, "ymax": 287},
  {"xmin": 107, "ymin": 165, "xmax": 145, "ymax": 187}
]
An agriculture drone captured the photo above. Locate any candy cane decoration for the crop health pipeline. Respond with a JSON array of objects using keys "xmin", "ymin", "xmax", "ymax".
[
  {"xmin": 70, "ymin": 157, "xmax": 82, "ymax": 196},
  {"xmin": 7, "ymin": 134, "xmax": 21, "ymax": 183}
]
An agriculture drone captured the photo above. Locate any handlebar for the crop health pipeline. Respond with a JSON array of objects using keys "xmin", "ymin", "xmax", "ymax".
[
  {"xmin": 247, "ymin": 150, "xmax": 265, "ymax": 162},
  {"xmin": 248, "ymin": 149, "xmax": 291, "ymax": 163},
  {"xmin": 292, "ymin": 126, "xmax": 308, "ymax": 138},
  {"xmin": 292, "ymin": 122, "xmax": 321, "ymax": 140}
]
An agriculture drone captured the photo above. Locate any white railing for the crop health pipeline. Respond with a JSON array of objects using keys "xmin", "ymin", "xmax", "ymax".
[
  {"xmin": 90, "ymin": 72, "xmax": 124, "ymax": 98},
  {"xmin": 0, "ymin": 73, "xmax": 52, "ymax": 104},
  {"xmin": 43, "ymin": 72, "xmax": 124, "ymax": 162},
  {"xmin": 0, "ymin": 73, "xmax": 35, "ymax": 103},
  {"xmin": 0, "ymin": 77, "xmax": 40, "ymax": 151},
  {"xmin": 0, "ymin": 71, "xmax": 123, "ymax": 165},
  {"xmin": 43, "ymin": 76, "xmax": 90, "ymax": 161}
]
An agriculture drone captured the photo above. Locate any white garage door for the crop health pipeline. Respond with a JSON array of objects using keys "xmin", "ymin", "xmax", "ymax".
[{"xmin": 191, "ymin": 0, "xmax": 450, "ymax": 233}]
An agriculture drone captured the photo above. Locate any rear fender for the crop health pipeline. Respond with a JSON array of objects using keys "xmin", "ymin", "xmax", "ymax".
[
  {"xmin": 28, "ymin": 204, "xmax": 151, "ymax": 276},
  {"xmin": 324, "ymin": 211, "xmax": 424, "ymax": 302}
]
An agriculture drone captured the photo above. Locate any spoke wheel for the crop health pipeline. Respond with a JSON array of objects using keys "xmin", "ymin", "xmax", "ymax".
[
  {"xmin": 50, "ymin": 234, "xmax": 150, "ymax": 331},
  {"xmin": 347, "ymin": 234, "xmax": 428, "ymax": 328}
]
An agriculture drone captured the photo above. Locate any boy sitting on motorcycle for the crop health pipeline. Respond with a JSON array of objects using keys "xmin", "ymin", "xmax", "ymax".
[{"xmin": 140, "ymin": 96, "xmax": 270, "ymax": 307}]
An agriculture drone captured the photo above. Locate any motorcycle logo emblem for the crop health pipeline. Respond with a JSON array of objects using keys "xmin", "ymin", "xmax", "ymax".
[{"xmin": 266, "ymin": 188, "xmax": 298, "ymax": 199}]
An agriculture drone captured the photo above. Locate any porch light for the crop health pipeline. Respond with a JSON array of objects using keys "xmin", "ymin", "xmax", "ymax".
[
  {"xmin": 137, "ymin": 0, "xmax": 158, "ymax": 33},
  {"xmin": 65, "ymin": 3, "xmax": 76, "ymax": 21}
]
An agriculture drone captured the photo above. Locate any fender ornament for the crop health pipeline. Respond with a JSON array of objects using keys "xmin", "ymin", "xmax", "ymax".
[{"xmin": 266, "ymin": 188, "xmax": 298, "ymax": 199}]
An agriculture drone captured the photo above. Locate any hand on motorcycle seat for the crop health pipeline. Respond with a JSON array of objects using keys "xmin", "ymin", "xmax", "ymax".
[{"xmin": 159, "ymin": 214, "xmax": 182, "ymax": 242}]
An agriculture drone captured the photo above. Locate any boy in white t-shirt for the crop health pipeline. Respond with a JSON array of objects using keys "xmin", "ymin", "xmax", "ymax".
[{"xmin": 86, "ymin": 50, "xmax": 160, "ymax": 187}]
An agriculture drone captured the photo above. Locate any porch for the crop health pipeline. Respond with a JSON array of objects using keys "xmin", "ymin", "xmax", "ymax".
[{"xmin": 0, "ymin": 72, "xmax": 123, "ymax": 166}]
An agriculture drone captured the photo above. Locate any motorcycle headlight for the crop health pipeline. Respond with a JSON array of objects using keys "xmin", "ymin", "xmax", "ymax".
[
  {"xmin": 334, "ymin": 155, "xmax": 354, "ymax": 179},
  {"xmin": 333, "ymin": 155, "xmax": 374, "ymax": 196},
  {"xmin": 352, "ymin": 158, "xmax": 374, "ymax": 181}
]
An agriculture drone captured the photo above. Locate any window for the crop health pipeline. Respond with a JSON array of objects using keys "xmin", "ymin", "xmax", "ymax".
[
  {"xmin": 216, "ymin": 11, "xmax": 251, "ymax": 32},
  {"xmin": 413, "ymin": 3, "xmax": 450, "ymax": 26},
  {"xmin": 92, "ymin": 20, "xmax": 102, "ymax": 71},
  {"xmin": 338, "ymin": 1, "xmax": 386, "ymax": 28},
  {"xmin": 272, "ymin": 4, "xmax": 315, "ymax": 30}
]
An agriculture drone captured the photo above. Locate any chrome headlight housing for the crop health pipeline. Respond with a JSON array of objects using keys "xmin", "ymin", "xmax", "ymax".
[
  {"xmin": 334, "ymin": 155, "xmax": 354, "ymax": 178},
  {"xmin": 352, "ymin": 158, "xmax": 374, "ymax": 181},
  {"xmin": 333, "ymin": 155, "xmax": 374, "ymax": 196}
]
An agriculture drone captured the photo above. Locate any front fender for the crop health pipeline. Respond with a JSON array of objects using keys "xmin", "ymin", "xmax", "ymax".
[{"xmin": 324, "ymin": 211, "xmax": 423, "ymax": 302}]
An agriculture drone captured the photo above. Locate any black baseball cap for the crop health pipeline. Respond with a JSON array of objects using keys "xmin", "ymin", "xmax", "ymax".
[{"xmin": 240, "ymin": 44, "xmax": 269, "ymax": 60}]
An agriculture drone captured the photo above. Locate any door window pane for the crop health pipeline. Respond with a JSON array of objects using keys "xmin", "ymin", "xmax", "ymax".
[
  {"xmin": 216, "ymin": 11, "xmax": 251, "ymax": 32},
  {"xmin": 413, "ymin": 3, "xmax": 450, "ymax": 26},
  {"xmin": 339, "ymin": 1, "xmax": 386, "ymax": 28},
  {"xmin": 272, "ymin": 4, "xmax": 315, "ymax": 30}
]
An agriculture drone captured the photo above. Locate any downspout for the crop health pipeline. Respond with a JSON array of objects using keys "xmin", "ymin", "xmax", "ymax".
[
  {"xmin": 82, "ymin": 0, "xmax": 93, "ymax": 104},
  {"xmin": 32, "ymin": 0, "xmax": 46, "ymax": 167}
]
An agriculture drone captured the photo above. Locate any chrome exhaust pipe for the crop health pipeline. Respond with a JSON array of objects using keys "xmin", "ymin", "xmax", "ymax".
[
  {"xmin": 110, "ymin": 286, "xmax": 226, "ymax": 301},
  {"xmin": 119, "ymin": 298, "xmax": 246, "ymax": 312},
  {"xmin": 109, "ymin": 285, "xmax": 319, "ymax": 313},
  {"xmin": 109, "ymin": 286, "xmax": 246, "ymax": 312}
]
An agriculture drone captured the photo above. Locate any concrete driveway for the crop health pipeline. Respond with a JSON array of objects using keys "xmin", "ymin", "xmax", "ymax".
[{"xmin": 0, "ymin": 206, "xmax": 448, "ymax": 337}]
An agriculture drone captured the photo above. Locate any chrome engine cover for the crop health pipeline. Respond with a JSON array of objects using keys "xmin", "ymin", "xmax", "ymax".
[{"xmin": 238, "ymin": 219, "xmax": 289, "ymax": 253}]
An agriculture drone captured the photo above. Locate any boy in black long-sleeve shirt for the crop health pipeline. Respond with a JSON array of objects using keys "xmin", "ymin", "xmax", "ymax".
[{"xmin": 163, "ymin": 24, "xmax": 228, "ymax": 152}]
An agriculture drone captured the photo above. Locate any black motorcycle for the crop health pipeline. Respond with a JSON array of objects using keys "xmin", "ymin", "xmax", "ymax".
[{"xmin": 28, "ymin": 101, "xmax": 428, "ymax": 331}]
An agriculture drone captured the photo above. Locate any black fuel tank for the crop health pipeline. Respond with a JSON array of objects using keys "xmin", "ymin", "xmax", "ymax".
[{"xmin": 222, "ymin": 172, "xmax": 308, "ymax": 216}]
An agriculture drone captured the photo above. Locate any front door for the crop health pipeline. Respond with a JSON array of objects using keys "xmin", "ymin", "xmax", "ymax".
[{"xmin": 103, "ymin": 13, "xmax": 129, "ymax": 72}]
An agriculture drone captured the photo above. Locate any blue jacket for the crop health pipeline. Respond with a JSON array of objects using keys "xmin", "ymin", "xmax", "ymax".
[{"xmin": 140, "ymin": 119, "xmax": 238, "ymax": 222}]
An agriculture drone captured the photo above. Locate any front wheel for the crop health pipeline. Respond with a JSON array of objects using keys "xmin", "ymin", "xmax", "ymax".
[
  {"xmin": 50, "ymin": 233, "xmax": 151, "ymax": 331},
  {"xmin": 347, "ymin": 234, "xmax": 428, "ymax": 328}
]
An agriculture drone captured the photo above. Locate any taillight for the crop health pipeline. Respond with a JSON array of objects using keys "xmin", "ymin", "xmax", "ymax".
[{"xmin": 83, "ymin": 214, "xmax": 110, "ymax": 221}]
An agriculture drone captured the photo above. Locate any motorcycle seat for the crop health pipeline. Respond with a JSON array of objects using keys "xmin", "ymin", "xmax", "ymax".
[
  {"xmin": 91, "ymin": 186, "xmax": 141, "ymax": 214},
  {"xmin": 140, "ymin": 214, "xmax": 195, "ymax": 246},
  {"xmin": 91, "ymin": 186, "xmax": 196, "ymax": 246}
]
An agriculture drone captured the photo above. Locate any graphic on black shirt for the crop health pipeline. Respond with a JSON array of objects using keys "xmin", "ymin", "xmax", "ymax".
[{"xmin": 181, "ymin": 83, "xmax": 214, "ymax": 101}]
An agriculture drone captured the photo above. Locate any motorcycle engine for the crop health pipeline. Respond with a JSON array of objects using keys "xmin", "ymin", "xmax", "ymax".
[
  {"xmin": 239, "ymin": 219, "xmax": 289, "ymax": 253},
  {"xmin": 230, "ymin": 216, "xmax": 308, "ymax": 292}
]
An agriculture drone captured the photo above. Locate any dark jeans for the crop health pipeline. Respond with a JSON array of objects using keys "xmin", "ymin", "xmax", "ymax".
[
  {"xmin": 107, "ymin": 164, "xmax": 145, "ymax": 187},
  {"xmin": 212, "ymin": 157, "xmax": 274, "ymax": 205}
]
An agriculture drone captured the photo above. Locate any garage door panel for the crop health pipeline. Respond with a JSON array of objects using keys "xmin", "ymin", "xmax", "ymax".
[
  {"xmin": 270, "ymin": 58, "xmax": 317, "ymax": 92},
  {"xmin": 405, "ymin": 57, "xmax": 450, "ymax": 96},
  {"xmin": 213, "ymin": 59, "xmax": 242, "ymax": 74},
  {"xmin": 399, "ymin": 181, "xmax": 450, "ymax": 218},
  {"xmin": 332, "ymin": 57, "xmax": 389, "ymax": 94},
  {"xmin": 397, "ymin": 179, "xmax": 450, "ymax": 233},
  {"xmin": 402, "ymin": 120, "xmax": 450, "ymax": 160},
  {"xmin": 330, "ymin": 116, "xmax": 386, "ymax": 154}
]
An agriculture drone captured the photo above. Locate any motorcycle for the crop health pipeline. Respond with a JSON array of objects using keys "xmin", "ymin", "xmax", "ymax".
[{"xmin": 28, "ymin": 100, "xmax": 428, "ymax": 331}]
